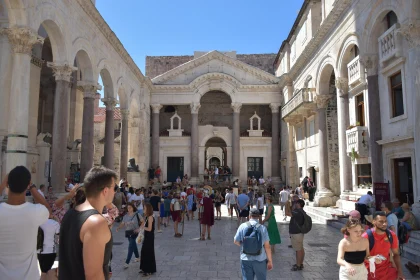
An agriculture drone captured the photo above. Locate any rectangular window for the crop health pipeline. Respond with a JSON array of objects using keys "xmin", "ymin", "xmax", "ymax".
[
  {"xmin": 390, "ymin": 72, "xmax": 404, "ymax": 117},
  {"xmin": 357, "ymin": 164, "xmax": 372, "ymax": 185},
  {"xmin": 356, "ymin": 94, "xmax": 365, "ymax": 126}
]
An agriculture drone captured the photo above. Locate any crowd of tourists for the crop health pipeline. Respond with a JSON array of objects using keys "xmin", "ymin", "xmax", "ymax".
[{"xmin": 0, "ymin": 166, "xmax": 418, "ymax": 280}]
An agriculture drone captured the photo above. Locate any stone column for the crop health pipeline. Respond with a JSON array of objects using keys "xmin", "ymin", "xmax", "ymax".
[
  {"xmin": 285, "ymin": 119, "xmax": 297, "ymax": 187},
  {"xmin": 120, "ymin": 109, "xmax": 129, "ymax": 180},
  {"xmin": 270, "ymin": 103, "xmax": 281, "ymax": 183},
  {"xmin": 360, "ymin": 55, "xmax": 383, "ymax": 183},
  {"xmin": 314, "ymin": 94, "xmax": 334, "ymax": 206},
  {"xmin": 335, "ymin": 77, "xmax": 352, "ymax": 194},
  {"xmin": 190, "ymin": 103, "xmax": 201, "ymax": 182},
  {"xmin": 1, "ymin": 27, "xmax": 43, "ymax": 172},
  {"xmin": 102, "ymin": 97, "xmax": 118, "ymax": 170},
  {"xmin": 151, "ymin": 104, "xmax": 162, "ymax": 169},
  {"xmin": 400, "ymin": 20, "xmax": 420, "ymax": 225},
  {"xmin": 48, "ymin": 63, "xmax": 77, "ymax": 191},
  {"xmin": 79, "ymin": 82, "xmax": 101, "ymax": 181},
  {"xmin": 231, "ymin": 102, "xmax": 242, "ymax": 178}
]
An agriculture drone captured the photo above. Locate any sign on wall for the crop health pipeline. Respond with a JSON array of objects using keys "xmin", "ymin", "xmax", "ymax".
[{"xmin": 373, "ymin": 182, "xmax": 390, "ymax": 211}]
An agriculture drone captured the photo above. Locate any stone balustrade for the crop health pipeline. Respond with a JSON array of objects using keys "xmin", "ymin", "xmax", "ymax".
[
  {"xmin": 281, "ymin": 88, "xmax": 316, "ymax": 119},
  {"xmin": 347, "ymin": 55, "xmax": 365, "ymax": 86},
  {"xmin": 378, "ymin": 23, "xmax": 402, "ymax": 64},
  {"xmin": 346, "ymin": 126, "xmax": 369, "ymax": 158}
]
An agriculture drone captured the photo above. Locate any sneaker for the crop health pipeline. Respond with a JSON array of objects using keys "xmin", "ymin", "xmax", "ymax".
[
  {"xmin": 124, "ymin": 263, "xmax": 129, "ymax": 269},
  {"xmin": 134, "ymin": 258, "xmax": 140, "ymax": 262},
  {"xmin": 157, "ymin": 230, "xmax": 162, "ymax": 233}
]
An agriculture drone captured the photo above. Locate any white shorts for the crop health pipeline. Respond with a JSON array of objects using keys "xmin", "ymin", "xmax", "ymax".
[
  {"xmin": 153, "ymin": 211, "xmax": 160, "ymax": 218},
  {"xmin": 339, "ymin": 264, "xmax": 368, "ymax": 280}
]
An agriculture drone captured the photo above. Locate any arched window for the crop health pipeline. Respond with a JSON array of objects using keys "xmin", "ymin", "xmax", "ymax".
[{"xmin": 386, "ymin": 11, "xmax": 398, "ymax": 29}]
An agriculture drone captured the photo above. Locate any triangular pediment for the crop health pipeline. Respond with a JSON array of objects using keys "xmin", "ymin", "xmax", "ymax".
[{"xmin": 151, "ymin": 51, "xmax": 279, "ymax": 86}]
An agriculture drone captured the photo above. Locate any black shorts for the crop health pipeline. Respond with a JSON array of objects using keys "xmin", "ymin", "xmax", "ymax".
[
  {"xmin": 239, "ymin": 209, "xmax": 249, "ymax": 217},
  {"xmin": 38, "ymin": 253, "xmax": 56, "ymax": 273},
  {"xmin": 215, "ymin": 202, "xmax": 221, "ymax": 207},
  {"xmin": 259, "ymin": 209, "xmax": 264, "ymax": 215}
]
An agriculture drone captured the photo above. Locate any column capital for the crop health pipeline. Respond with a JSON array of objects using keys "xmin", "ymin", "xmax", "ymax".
[
  {"xmin": 101, "ymin": 97, "xmax": 118, "ymax": 109},
  {"xmin": 77, "ymin": 81, "xmax": 102, "ymax": 93},
  {"xmin": 360, "ymin": 54, "xmax": 378, "ymax": 76},
  {"xmin": 120, "ymin": 109, "xmax": 130, "ymax": 119},
  {"xmin": 335, "ymin": 77, "xmax": 349, "ymax": 94},
  {"xmin": 47, "ymin": 62, "xmax": 77, "ymax": 82},
  {"xmin": 269, "ymin": 103, "xmax": 281, "ymax": 113},
  {"xmin": 399, "ymin": 20, "xmax": 420, "ymax": 49},
  {"xmin": 150, "ymin": 104, "xmax": 163, "ymax": 114},
  {"xmin": 1, "ymin": 27, "xmax": 44, "ymax": 54},
  {"xmin": 315, "ymin": 94, "xmax": 333, "ymax": 109},
  {"xmin": 231, "ymin": 102, "xmax": 242, "ymax": 113},
  {"xmin": 190, "ymin": 102, "xmax": 201, "ymax": 114}
]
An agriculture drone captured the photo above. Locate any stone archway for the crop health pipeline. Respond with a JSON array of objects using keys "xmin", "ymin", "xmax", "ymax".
[{"xmin": 204, "ymin": 137, "xmax": 228, "ymax": 181}]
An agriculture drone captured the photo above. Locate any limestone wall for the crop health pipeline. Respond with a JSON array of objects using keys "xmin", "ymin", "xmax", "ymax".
[
  {"xmin": 239, "ymin": 137, "xmax": 272, "ymax": 183},
  {"xmin": 326, "ymin": 96, "xmax": 340, "ymax": 195}
]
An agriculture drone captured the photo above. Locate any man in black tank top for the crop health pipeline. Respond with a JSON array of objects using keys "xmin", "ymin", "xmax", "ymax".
[{"xmin": 59, "ymin": 166, "xmax": 117, "ymax": 280}]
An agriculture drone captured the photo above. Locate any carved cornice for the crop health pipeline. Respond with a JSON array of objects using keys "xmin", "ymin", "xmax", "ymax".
[
  {"xmin": 190, "ymin": 103, "xmax": 201, "ymax": 114},
  {"xmin": 74, "ymin": 0, "xmax": 151, "ymax": 89},
  {"xmin": 269, "ymin": 103, "xmax": 281, "ymax": 113},
  {"xmin": 47, "ymin": 62, "xmax": 77, "ymax": 82},
  {"xmin": 335, "ymin": 77, "xmax": 349, "ymax": 94},
  {"xmin": 152, "ymin": 51, "xmax": 280, "ymax": 85},
  {"xmin": 314, "ymin": 94, "xmax": 333, "ymax": 109},
  {"xmin": 231, "ymin": 102, "xmax": 242, "ymax": 113},
  {"xmin": 398, "ymin": 20, "xmax": 420, "ymax": 49},
  {"xmin": 77, "ymin": 81, "xmax": 102, "ymax": 94},
  {"xmin": 120, "ymin": 109, "xmax": 130, "ymax": 119},
  {"xmin": 360, "ymin": 55, "xmax": 378, "ymax": 76},
  {"xmin": 1, "ymin": 27, "xmax": 44, "ymax": 54},
  {"xmin": 282, "ymin": 0, "xmax": 352, "ymax": 82},
  {"xmin": 102, "ymin": 97, "xmax": 118, "ymax": 109},
  {"xmin": 150, "ymin": 104, "xmax": 163, "ymax": 114}
]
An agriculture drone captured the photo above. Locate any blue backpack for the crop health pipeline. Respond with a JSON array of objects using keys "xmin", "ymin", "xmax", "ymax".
[{"xmin": 242, "ymin": 222, "xmax": 263, "ymax": 255}]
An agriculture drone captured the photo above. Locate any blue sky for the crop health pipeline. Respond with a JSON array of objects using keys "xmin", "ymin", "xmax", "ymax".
[{"xmin": 96, "ymin": 0, "xmax": 304, "ymax": 74}]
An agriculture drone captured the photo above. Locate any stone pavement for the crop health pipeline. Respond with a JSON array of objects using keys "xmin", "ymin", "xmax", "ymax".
[{"xmin": 108, "ymin": 205, "xmax": 419, "ymax": 280}]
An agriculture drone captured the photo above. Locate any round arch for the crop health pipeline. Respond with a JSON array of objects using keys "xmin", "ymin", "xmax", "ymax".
[
  {"xmin": 71, "ymin": 37, "xmax": 95, "ymax": 80},
  {"xmin": 362, "ymin": 4, "xmax": 403, "ymax": 55},
  {"xmin": 336, "ymin": 33, "xmax": 360, "ymax": 78},
  {"xmin": 315, "ymin": 56, "xmax": 337, "ymax": 95},
  {"xmin": 74, "ymin": 49, "xmax": 94, "ymax": 83},
  {"xmin": 200, "ymin": 133, "xmax": 230, "ymax": 147},
  {"xmin": 98, "ymin": 66, "xmax": 114, "ymax": 100},
  {"xmin": 116, "ymin": 76, "xmax": 128, "ymax": 109},
  {"xmin": 190, "ymin": 73, "xmax": 240, "ymax": 103}
]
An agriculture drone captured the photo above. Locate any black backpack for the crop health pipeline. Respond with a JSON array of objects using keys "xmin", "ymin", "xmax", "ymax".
[
  {"xmin": 294, "ymin": 210, "xmax": 312, "ymax": 234},
  {"xmin": 397, "ymin": 221, "xmax": 408, "ymax": 254},
  {"xmin": 37, "ymin": 227, "xmax": 44, "ymax": 253}
]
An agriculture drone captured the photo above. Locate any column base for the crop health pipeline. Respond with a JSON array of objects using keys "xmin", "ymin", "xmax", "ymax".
[{"xmin": 313, "ymin": 189, "xmax": 339, "ymax": 207}]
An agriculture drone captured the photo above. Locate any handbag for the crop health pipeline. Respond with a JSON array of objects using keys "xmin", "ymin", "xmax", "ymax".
[{"xmin": 136, "ymin": 217, "xmax": 147, "ymax": 244}]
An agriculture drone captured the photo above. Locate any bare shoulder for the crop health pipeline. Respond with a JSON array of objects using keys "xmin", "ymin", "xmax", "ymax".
[{"xmin": 81, "ymin": 214, "xmax": 110, "ymax": 241}]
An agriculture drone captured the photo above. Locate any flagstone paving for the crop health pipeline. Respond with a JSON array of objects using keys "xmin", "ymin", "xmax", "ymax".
[{"xmin": 107, "ymin": 205, "xmax": 418, "ymax": 279}]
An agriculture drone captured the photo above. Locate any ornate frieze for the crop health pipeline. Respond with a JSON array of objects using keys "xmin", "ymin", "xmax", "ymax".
[
  {"xmin": 47, "ymin": 62, "xmax": 77, "ymax": 83},
  {"xmin": 231, "ymin": 102, "xmax": 242, "ymax": 113},
  {"xmin": 315, "ymin": 94, "xmax": 333, "ymax": 109},
  {"xmin": 190, "ymin": 103, "xmax": 201, "ymax": 114},
  {"xmin": 1, "ymin": 27, "xmax": 44, "ymax": 54},
  {"xmin": 150, "ymin": 104, "xmax": 163, "ymax": 114}
]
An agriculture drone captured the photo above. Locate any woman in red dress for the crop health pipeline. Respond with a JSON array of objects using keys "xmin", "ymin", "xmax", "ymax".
[{"xmin": 199, "ymin": 190, "xmax": 214, "ymax": 240}]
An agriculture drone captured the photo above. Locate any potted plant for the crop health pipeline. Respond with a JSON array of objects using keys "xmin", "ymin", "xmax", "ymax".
[{"xmin": 350, "ymin": 147, "xmax": 358, "ymax": 162}]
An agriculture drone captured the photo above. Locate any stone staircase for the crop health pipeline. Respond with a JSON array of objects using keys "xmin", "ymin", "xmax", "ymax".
[
  {"xmin": 403, "ymin": 230, "xmax": 420, "ymax": 263},
  {"xmin": 304, "ymin": 204, "xmax": 346, "ymax": 224}
]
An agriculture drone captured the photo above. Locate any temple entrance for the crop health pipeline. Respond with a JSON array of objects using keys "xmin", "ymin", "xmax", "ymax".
[
  {"xmin": 204, "ymin": 137, "xmax": 227, "ymax": 173},
  {"xmin": 167, "ymin": 157, "xmax": 184, "ymax": 183},
  {"xmin": 247, "ymin": 157, "xmax": 263, "ymax": 179},
  {"xmin": 208, "ymin": 157, "xmax": 221, "ymax": 170}
]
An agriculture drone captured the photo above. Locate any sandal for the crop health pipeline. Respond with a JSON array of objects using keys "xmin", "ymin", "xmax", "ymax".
[
  {"xmin": 291, "ymin": 264, "xmax": 303, "ymax": 271},
  {"xmin": 200, "ymin": 234, "xmax": 206, "ymax": 241},
  {"xmin": 207, "ymin": 236, "xmax": 211, "ymax": 240}
]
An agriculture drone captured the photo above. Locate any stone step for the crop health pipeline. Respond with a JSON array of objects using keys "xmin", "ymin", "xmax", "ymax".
[
  {"xmin": 409, "ymin": 230, "xmax": 420, "ymax": 239},
  {"xmin": 304, "ymin": 207, "xmax": 335, "ymax": 224},
  {"xmin": 305, "ymin": 206, "xmax": 343, "ymax": 219},
  {"xmin": 327, "ymin": 219, "xmax": 346, "ymax": 231},
  {"xmin": 402, "ymin": 245, "xmax": 420, "ymax": 263},
  {"xmin": 407, "ymin": 236, "xmax": 420, "ymax": 251}
]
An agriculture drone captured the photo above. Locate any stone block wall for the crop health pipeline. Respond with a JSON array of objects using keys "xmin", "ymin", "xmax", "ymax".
[{"xmin": 326, "ymin": 96, "xmax": 340, "ymax": 195}]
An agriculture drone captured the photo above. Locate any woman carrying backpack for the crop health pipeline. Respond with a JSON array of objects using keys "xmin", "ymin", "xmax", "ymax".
[
  {"xmin": 261, "ymin": 195, "xmax": 281, "ymax": 253},
  {"xmin": 116, "ymin": 202, "xmax": 143, "ymax": 269}
]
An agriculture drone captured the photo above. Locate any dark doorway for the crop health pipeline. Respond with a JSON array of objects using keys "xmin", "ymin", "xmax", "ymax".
[
  {"xmin": 394, "ymin": 158, "xmax": 413, "ymax": 204},
  {"xmin": 309, "ymin": 167, "xmax": 317, "ymax": 187},
  {"xmin": 167, "ymin": 157, "xmax": 184, "ymax": 183},
  {"xmin": 209, "ymin": 157, "xmax": 221, "ymax": 170},
  {"xmin": 247, "ymin": 157, "xmax": 263, "ymax": 179}
]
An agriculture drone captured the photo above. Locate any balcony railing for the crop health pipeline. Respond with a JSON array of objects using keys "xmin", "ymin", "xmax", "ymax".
[
  {"xmin": 346, "ymin": 126, "xmax": 369, "ymax": 158},
  {"xmin": 281, "ymin": 88, "xmax": 316, "ymax": 119},
  {"xmin": 347, "ymin": 55, "xmax": 365, "ymax": 86},
  {"xmin": 378, "ymin": 23, "xmax": 402, "ymax": 64}
]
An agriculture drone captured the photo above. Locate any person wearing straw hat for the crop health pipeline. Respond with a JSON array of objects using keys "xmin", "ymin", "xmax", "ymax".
[{"xmin": 400, "ymin": 203, "xmax": 417, "ymax": 231}]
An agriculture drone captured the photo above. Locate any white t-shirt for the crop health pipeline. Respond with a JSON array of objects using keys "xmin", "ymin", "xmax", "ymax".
[
  {"xmin": 0, "ymin": 202, "xmax": 49, "ymax": 280},
  {"xmin": 279, "ymin": 190, "xmax": 289, "ymax": 203},
  {"xmin": 38, "ymin": 219, "xmax": 60, "ymax": 254},
  {"xmin": 259, "ymin": 178, "xmax": 265, "ymax": 184},
  {"xmin": 180, "ymin": 192, "xmax": 187, "ymax": 200},
  {"xmin": 127, "ymin": 193, "xmax": 133, "ymax": 201},
  {"xmin": 215, "ymin": 167, "xmax": 219, "ymax": 175},
  {"xmin": 171, "ymin": 199, "xmax": 181, "ymax": 211},
  {"xmin": 257, "ymin": 197, "xmax": 265, "ymax": 209},
  {"xmin": 37, "ymin": 189, "xmax": 45, "ymax": 198},
  {"xmin": 129, "ymin": 194, "xmax": 144, "ymax": 210}
]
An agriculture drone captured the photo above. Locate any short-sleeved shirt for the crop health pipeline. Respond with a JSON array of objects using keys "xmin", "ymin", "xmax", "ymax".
[
  {"xmin": 289, "ymin": 208, "xmax": 305, "ymax": 234},
  {"xmin": 122, "ymin": 213, "xmax": 142, "ymax": 231},
  {"xmin": 39, "ymin": 219, "xmax": 61, "ymax": 254},
  {"xmin": 279, "ymin": 190, "xmax": 289, "ymax": 203},
  {"xmin": 392, "ymin": 207, "xmax": 404, "ymax": 219},
  {"xmin": 149, "ymin": 195, "xmax": 161, "ymax": 211},
  {"xmin": 362, "ymin": 228, "xmax": 398, "ymax": 269},
  {"xmin": 228, "ymin": 193, "xmax": 237, "ymax": 205},
  {"xmin": 237, "ymin": 194, "xmax": 250, "ymax": 209},
  {"xmin": 386, "ymin": 213, "xmax": 399, "ymax": 238},
  {"xmin": 171, "ymin": 199, "xmax": 181, "ymax": 211},
  {"xmin": 164, "ymin": 198, "xmax": 172, "ymax": 211},
  {"xmin": 234, "ymin": 219, "xmax": 270, "ymax": 261},
  {"xmin": 358, "ymin": 194, "xmax": 374, "ymax": 205}
]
